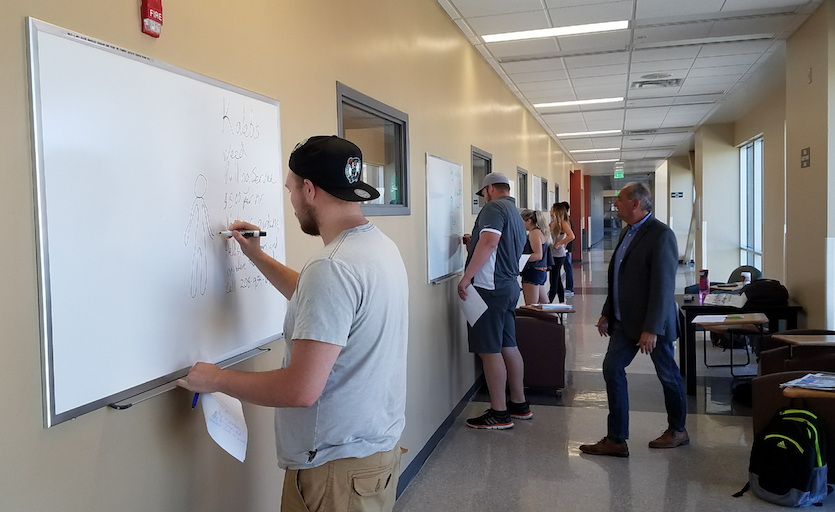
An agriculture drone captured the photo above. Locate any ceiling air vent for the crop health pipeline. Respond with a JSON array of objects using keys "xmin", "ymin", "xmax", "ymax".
[{"xmin": 630, "ymin": 78, "xmax": 682, "ymax": 89}]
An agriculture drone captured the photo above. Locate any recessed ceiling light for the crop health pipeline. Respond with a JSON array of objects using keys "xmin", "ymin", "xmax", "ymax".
[
  {"xmin": 534, "ymin": 97, "xmax": 624, "ymax": 108},
  {"xmin": 483, "ymin": 20, "xmax": 629, "ymax": 43},
  {"xmin": 577, "ymin": 159, "xmax": 620, "ymax": 164},
  {"xmin": 557, "ymin": 129, "xmax": 622, "ymax": 138},
  {"xmin": 570, "ymin": 148, "xmax": 621, "ymax": 153}
]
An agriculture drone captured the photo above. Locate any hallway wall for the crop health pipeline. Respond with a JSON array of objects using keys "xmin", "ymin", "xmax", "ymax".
[
  {"xmin": 668, "ymin": 155, "xmax": 694, "ymax": 261},
  {"xmin": 0, "ymin": 1, "xmax": 572, "ymax": 510}
]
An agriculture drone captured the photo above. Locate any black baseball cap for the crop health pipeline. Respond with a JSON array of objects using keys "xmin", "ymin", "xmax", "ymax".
[{"xmin": 288, "ymin": 135, "xmax": 380, "ymax": 202}]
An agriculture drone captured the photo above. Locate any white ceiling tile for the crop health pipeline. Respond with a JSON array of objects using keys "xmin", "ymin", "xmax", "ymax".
[
  {"xmin": 683, "ymin": 75, "xmax": 740, "ymax": 87},
  {"xmin": 500, "ymin": 58, "xmax": 565, "ymax": 74},
  {"xmin": 526, "ymin": 89, "xmax": 578, "ymax": 102},
  {"xmin": 510, "ymin": 69, "xmax": 570, "ymax": 83},
  {"xmin": 626, "ymin": 106, "xmax": 671, "ymax": 119},
  {"xmin": 632, "ymin": 46, "xmax": 702, "ymax": 62},
  {"xmin": 560, "ymin": 138, "xmax": 596, "ymax": 150},
  {"xmin": 517, "ymin": 79, "xmax": 573, "ymax": 92},
  {"xmin": 630, "ymin": 59, "xmax": 694, "ymax": 73},
  {"xmin": 693, "ymin": 53, "xmax": 761, "ymax": 67},
  {"xmin": 572, "ymin": 74, "xmax": 628, "ymax": 88},
  {"xmin": 542, "ymin": 112, "xmax": 586, "ymax": 124},
  {"xmin": 449, "ymin": 0, "xmax": 545, "ymax": 18},
  {"xmin": 550, "ymin": 122, "xmax": 590, "ymax": 133},
  {"xmin": 545, "ymin": 0, "xmax": 628, "ymax": 7},
  {"xmin": 547, "ymin": 1, "xmax": 633, "ymax": 26},
  {"xmin": 653, "ymin": 130, "xmax": 689, "ymax": 140},
  {"xmin": 633, "ymin": 23, "xmax": 714, "ymax": 46},
  {"xmin": 576, "ymin": 85, "xmax": 628, "ymax": 99},
  {"xmin": 583, "ymin": 110, "xmax": 626, "ymax": 123},
  {"xmin": 486, "ymin": 38, "xmax": 561, "ymax": 59},
  {"xmin": 563, "ymin": 52, "xmax": 629, "ymax": 69},
  {"xmin": 685, "ymin": 64, "xmax": 751, "ymax": 77},
  {"xmin": 568, "ymin": 64, "xmax": 629, "ymax": 79},
  {"xmin": 621, "ymin": 150, "xmax": 648, "ymax": 159},
  {"xmin": 557, "ymin": 31, "xmax": 632, "ymax": 53},
  {"xmin": 626, "ymin": 97, "xmax": 676, "ymax": 107},
  {"xmin": 673, "ymin": 93, "xmax": 724, "ymax": 103},
  {"xmin": 667, "ymin": 104, "xmax": 714, "ymax": 116},
  {"xmin": 636, "ymin": 0, "xmax": 725, "ymax": 18},
  {"xmin": 586, "ymin": 119, "xmax": 625, "ymax": 131},
  {"xmin": 592, "ymin": 136, "xmax": 624, "ymax": 147},
  {"xmin": 678, "ymin": 84, "xmax": 730, "ymax": 95},
  {"xmin": 661, "ymin": 115, "xmax": 703, "ymax": 127},
  {"xmin": 709, "ymin": 15, "xmax": 796, "ymax": 38},
  {"xmin": 466, "ymin": 11, "xmax": 551, "ymax": 36},
  {"xmin": 624, "ymin": 118, "xmax": 664, "ymax": 131},
  {"xmin": 696, "ymin": 39, "xmax": 777, "ymax": 57}
]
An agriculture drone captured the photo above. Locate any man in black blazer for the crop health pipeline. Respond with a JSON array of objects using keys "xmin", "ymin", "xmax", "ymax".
[{"xmin": 579, "ymin": 183, "xmax": 688, "ymax": 458}]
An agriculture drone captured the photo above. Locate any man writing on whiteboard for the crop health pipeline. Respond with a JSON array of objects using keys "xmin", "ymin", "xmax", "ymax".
[{"xmin": 178, "ymin": 136, "xmax": 408, "ymax": 512}]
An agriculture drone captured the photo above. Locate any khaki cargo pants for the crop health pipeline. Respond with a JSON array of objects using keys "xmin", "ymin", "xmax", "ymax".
[{"xmin": 281, "ymin": 445, "xmax": 402, "ymax": 512}]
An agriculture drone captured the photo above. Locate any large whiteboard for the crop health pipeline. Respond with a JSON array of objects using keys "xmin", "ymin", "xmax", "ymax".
[
  {"xmin": 426, "ymin": 154, "xmax": 464, "ymax": 283},
  {"xmin": 28, "ymin": 19, "xmax": 286, "ymax": 426}
]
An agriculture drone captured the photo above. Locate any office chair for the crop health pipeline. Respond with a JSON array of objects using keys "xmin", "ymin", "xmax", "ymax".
[{"xmin": 727, "ymin": 265, "xmax": 762, "ymax": 283}]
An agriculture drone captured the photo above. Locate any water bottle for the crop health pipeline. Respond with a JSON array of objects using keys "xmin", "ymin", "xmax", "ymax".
[{"xmin": 698, "ymin": 269, "xmax": 709, "ymax": 304}]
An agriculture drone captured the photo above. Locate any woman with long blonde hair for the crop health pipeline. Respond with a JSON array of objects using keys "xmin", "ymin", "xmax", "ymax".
[
  {"xmin": 519, "ymin": 209, "xmax": 552, "ymax": 305},
  {"xmin": 549, "ymin": 202, "xmax": 575, "ymax": 303}
]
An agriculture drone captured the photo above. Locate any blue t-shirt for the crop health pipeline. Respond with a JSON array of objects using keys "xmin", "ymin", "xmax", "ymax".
[{"xmin": 466, "ymin": 195, "xmax": 526, "ymax": 290}]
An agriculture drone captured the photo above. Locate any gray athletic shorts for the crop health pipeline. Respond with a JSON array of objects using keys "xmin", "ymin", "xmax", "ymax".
[{"xmin": 467, "ymin": 285, "xmax": 520, "ymax": 354}]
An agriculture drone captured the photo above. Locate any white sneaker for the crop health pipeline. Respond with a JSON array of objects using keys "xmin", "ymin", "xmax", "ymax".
[{"xmin": 564, "ymin": 291, "xmax": 574, "ymax": 296}]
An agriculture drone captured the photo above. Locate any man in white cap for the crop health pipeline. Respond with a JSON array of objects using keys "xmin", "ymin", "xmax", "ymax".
[
  {"xmin": 459, "ymin": 172, "xmax": 529, "ymax": 429},
  {"xmin": 179, "ymin": 135, "xmax": 408, "ymax": 511}
]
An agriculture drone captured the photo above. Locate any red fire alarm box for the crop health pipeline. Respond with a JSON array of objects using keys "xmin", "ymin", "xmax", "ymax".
[{"xmin": 141, "ymin": 0, "xmax": 163, "ymax": 38}]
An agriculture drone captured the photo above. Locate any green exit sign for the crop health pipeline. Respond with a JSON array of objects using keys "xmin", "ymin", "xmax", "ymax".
[{"xmin": 614, "ymin": 170, "xmax": 624, "ymax": 178}]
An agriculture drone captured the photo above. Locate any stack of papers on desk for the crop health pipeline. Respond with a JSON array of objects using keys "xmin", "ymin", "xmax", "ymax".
[
  {"xmin": 780, "ymin": 373, "xmax": 835, "ymax": 392},
  {"xmin": 703, "ymin": 293, "xmax": 748, "ymax": 308}
]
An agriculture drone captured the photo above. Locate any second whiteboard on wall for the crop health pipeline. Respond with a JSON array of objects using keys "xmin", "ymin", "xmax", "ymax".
[{"xmin": 426, "ymin": 154, "xmax": 464, "ymax": 283}]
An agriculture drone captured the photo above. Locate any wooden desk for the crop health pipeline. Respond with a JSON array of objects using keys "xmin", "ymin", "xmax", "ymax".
[
  {"xmin": 677, "ymin": 296, "xmax": 802, "ymax": 396},
  {"xmin": 771, "ymin": 334, "xmax": 835, "ymax": 347},
  {"xmin": 783, "ymin": 387, "xmax": 835, "ymax": 399},
  {"xmin": 692, "ymin": 313, "xmax": 768, "ymax": 327}
]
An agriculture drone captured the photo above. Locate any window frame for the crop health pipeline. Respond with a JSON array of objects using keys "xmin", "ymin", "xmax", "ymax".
[
  {"xmin": 336, "ymin": 82, "xmax": 410, "ymax": 216},
  {"xmin": 471, "ymin": 146, "xmax": 492, "ymax": 215},
  {"xmin": 739, "ymin": 136, "xmax": 764, "ymax": 269},
  {"xmin": 516, "ymin": 167, "xmax": 529, "ymax": 209}
]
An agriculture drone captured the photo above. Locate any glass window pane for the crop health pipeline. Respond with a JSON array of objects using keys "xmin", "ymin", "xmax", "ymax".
[
  {"xmin": 337, "ymin": 83, "xmax": 409, "ymax": 216},
  {"xmin": 471, "ymin": 150, "xmax": 491, "ymax": 214}
]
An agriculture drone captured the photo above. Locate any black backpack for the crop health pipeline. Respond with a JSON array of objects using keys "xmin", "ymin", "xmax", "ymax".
[
  {"xmin": 736, "ymin": 408, "xmax": 832, "ymax": 506},
  {"xmin": 742, "ymin": 279, "xmax": 789, "ymax": 305}
]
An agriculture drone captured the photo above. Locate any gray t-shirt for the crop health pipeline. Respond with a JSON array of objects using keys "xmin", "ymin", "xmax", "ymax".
[
  {"xmin": 276, "ymin": 222, "xmax": 408, "ymax": 469},
  {"xmin": 466, "ymin": 195, "xmax": 526, "ymax": 290}
]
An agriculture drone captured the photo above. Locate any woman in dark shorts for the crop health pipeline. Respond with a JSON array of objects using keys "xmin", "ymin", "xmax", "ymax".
[{"xmin": 520, "ymin": 209, "xmax": 552, "ymax": 305}]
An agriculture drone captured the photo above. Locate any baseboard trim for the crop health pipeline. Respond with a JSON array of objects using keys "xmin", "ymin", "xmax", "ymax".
[{"xmin": 396, "ymin": 374, "xmax": 485, "ymax": 498}]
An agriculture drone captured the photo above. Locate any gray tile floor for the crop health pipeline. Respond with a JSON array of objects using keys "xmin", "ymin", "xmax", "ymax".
[{"xmin": 394, "ymin": 235, "xmax": 789, "ymax": 512}]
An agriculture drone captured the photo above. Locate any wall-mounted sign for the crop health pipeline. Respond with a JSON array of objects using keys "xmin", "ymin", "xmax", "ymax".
[
  {"xmin": 671, "ymin": 192, "xmax": 683, "ymax": 198},
  {"xmin": 801, "ymin": 147, "xmax": 811, "ymax": 168}
]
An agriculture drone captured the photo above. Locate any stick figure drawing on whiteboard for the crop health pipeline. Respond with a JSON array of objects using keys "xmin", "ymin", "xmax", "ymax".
[{"xmin": 184, "ymin": 174, "xmax": 214, "ymax": 298}]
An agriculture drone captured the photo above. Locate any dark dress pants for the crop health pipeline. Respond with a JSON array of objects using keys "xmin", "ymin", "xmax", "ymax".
[{"xmin": 602, "ymin": 321, "xmax": 687, "ymax": 440}]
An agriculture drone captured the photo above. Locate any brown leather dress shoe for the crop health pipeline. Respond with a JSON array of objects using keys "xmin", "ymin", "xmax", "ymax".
[
  {"xmin": 579, "ymin": 437, "xmax": 629, "ymax": 458},
  {"xmin": 648, "ymin": 429, "xmax": 690, "ymax": 448}
]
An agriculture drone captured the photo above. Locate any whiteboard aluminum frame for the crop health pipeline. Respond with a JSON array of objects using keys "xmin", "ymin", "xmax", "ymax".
[
  {"xmin": 426, "ymin": 153, "xmax": 465, "ymax": 284},
  {"xmin": 27, "ymin": 18, "xmax": 282, "ymax": 427}
]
